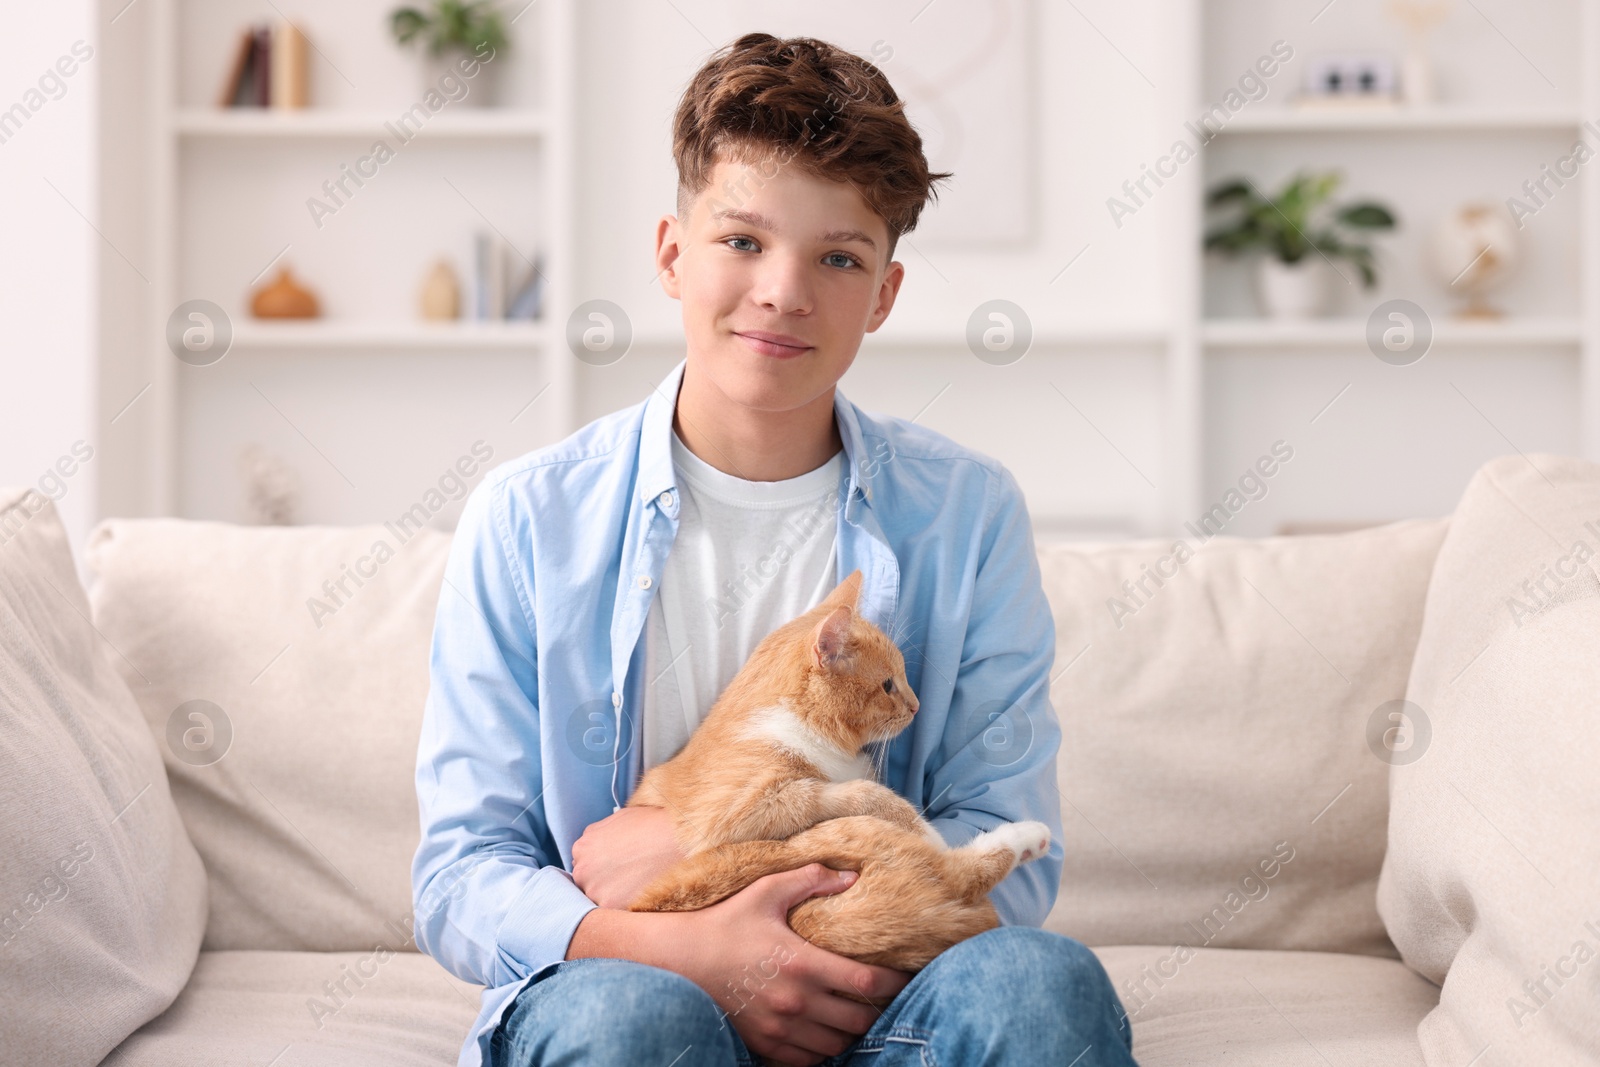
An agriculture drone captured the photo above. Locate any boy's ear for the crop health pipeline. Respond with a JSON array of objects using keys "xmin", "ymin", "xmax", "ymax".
[
  {"xmin": 812, "ymin": 606, "xmax": 855, "ymax": 672},
  {"xmin": 863, "ymin": 259, "xmax": 905, "ymax": 334},
  {"xmin": 654, "ymin": 215, "xmax": 685, "ymax": 299}
]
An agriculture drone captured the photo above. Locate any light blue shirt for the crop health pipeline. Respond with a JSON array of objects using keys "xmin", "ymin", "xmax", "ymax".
[{"xmin": 412, "ymin": 356, "xmax": 1066, "ymax": 1067}]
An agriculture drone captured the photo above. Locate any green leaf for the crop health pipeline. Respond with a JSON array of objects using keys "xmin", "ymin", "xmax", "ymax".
[
  {"xmin": 1336, "ymin": 202, "xmax": 1397, "ymax": 229},
  {"xmin": 1201, "ymin": 169, "xmax": 1393, "ymax": 285},
  {"xmin": 390, "ymin": 8, "xmax": 428, "ymax": 44},
  {"xmin": 389, "ymin": 0, "xmax": 508, "ymax": 54},
  {"xmin": 1305, "ymin": 171, "xmax": 1342, "ymax": 209},
  {"xmin": 1206, "ymin": 180, "xmax": 1255, "ymax": 206},
  {"xmin": 1205, "ymin": 227, "xmax": 1264, "ymax": 254}
]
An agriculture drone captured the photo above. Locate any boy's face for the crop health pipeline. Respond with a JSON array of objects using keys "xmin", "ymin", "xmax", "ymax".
[{"xmin": 654, "ymin": 152, "xmax": 905, "ymax": 411}]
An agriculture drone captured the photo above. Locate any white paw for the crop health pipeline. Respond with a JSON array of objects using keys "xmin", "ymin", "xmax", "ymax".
[
  {"xmin": 971, "ymin": 821, "xmax": 1052, "ymax": 863},
  {"xmin": 921, "ymin": 822, "xmax": 947, "ymax": 850}
]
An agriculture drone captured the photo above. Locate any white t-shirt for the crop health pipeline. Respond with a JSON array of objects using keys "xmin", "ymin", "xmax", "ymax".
[{"xmin": 640, "ymin": 427, "xmax": 844, "ymax": 774}]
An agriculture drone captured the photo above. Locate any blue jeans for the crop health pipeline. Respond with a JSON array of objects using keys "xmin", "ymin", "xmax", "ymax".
[{"xmin": 490, "ymin": 925, "xmax": 1138, "ymax": 1066}]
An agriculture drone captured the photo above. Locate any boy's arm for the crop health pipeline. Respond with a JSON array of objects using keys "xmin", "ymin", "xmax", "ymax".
[
  {"xmin": 410, "ymin": 478, "xmax": 597, "ymax": 987},
  {"xmin": 921, "ymin": 465, "xmax": 1067, "ymax": 928}
]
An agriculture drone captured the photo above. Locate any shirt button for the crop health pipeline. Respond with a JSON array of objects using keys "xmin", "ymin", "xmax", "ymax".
[
  {"xmin": 637, "ymin": 575, "xmax": 652, "ymax": 590},
  {"xmin": 612, "ymin": 692, "xmax": 622, "ymax": 708},
  {"xmin": 658, "ymin": 490, "xmax": 674, "ymax": 508}
]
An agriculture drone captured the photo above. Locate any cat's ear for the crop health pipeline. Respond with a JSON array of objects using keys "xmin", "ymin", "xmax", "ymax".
[
  {"xmin": 812, "ymin": 605, "xmax": 856, "ymax": 672},
  {"xmin": 820, "ymin": 569, "xmax": 864, "ymax": 611}
]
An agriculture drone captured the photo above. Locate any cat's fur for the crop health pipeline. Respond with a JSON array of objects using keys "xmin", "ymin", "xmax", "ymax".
[{"xmin": 626, "ymin": 569, "xmax": 1051, "ymax": 976}]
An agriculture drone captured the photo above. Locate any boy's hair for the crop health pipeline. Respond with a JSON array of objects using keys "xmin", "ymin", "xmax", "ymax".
[{"xmin": 672, "ymin": 32, "xmax": 952, "ymax": 263}]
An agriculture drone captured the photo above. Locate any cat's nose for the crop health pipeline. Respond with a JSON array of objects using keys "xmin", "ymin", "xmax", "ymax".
[{"xmin": 907, "ymin": 694, "xmax": 919, "ymax": 714}]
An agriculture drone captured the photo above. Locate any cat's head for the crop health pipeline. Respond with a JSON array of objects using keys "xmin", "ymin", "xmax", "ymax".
[{"xmin": 791, "ymin": 569, "xmax": 919, "ymax": 751}]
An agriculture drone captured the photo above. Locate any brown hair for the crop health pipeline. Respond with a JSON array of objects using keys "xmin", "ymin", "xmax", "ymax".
[{"xmin": 672, "ymin": 32, "xmax": 952, "ymax": 262}]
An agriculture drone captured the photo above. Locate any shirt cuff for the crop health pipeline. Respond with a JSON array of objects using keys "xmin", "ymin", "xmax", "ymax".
[{"xmin": 492, "ymin": 865, "xmax": 599, "ymax": 984}]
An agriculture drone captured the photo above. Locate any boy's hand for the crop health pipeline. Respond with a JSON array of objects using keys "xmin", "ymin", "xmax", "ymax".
[
  {"xmin": 572, "ymin": 804, "xmax": 685, "ymax": 908},
  {"xmin": 672, "ymin": 864, "xmax": 914, "ymax": 1067}
]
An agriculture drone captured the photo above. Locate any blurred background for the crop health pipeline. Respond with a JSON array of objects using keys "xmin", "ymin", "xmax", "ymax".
[{"xmin": 3, "ymin": 0, "xmax": 1594, "ymax": 561}]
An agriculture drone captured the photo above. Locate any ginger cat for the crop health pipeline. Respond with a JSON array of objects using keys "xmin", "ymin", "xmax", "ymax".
[{"xmin": 626, "ymin": 569, "xmax": 1052, "ymax": 975}]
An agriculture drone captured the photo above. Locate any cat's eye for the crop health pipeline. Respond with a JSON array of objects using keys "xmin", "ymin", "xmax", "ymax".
[{"xmin": 882, "ymin": 678, "xmax": 894, "ymax": 694}]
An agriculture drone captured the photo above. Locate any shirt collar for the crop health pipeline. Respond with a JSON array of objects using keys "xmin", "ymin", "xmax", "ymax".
[{"xmin": 637, "ymin": 356, "xmax": 875, "ymax": 513}]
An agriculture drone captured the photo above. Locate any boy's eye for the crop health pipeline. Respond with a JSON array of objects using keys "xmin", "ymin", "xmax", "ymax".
[
  {"xmin": 824, "ymin": 252, "xmax": 859, "ymax": 269},
  {"xmin": 724, "ymin": 236, "xmax": 758, "ymax": 252},
  {"xmin": 882, "ymin": 678, "xmax": 894, "ymax": 694}
]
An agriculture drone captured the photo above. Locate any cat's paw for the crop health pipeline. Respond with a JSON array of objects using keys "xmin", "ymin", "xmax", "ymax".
[
  {"xmin": 1007, "ymin": 821, "xmax": 1052, "ymax": 862},
  {"xmin": 921, "ymin": 821, "xmax": 947, "ymax": 850},
  {"xmin": 970, "ymin": 821, "xmax": 1052, "ymax": 863}
]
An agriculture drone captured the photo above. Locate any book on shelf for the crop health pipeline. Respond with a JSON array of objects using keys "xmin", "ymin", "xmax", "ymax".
[
  {"xmin": 475, "ymin": 236, "xmax": 546, "ymax": 322},
  {"xmin": 270, "ymin": 21, "xmax": 308, "ymax": 108},
  {"xmin": 217, "ymin": 30, "xmax": 254, "ymax": 107},
  {"xmin": 506, "ymin": 255, "xmax": 545, "ymax": 321},
  {"xmin": 217, "ymin": 19, "xmax": 308, "ymax": 109},
  {"xmin": 474, "ymin": 232, "xmax": 508, "ymax": 320}
]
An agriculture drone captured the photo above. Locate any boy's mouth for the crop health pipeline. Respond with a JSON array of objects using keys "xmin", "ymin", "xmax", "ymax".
[{"xmin": 734, "ymin": 330, "xmax": 812, "ymax": 359}]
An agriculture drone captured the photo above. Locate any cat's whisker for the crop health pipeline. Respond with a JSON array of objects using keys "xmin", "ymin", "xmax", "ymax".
[{"xmin": 864, "ymin": 738, "xmax": 888, "ymax": 783}]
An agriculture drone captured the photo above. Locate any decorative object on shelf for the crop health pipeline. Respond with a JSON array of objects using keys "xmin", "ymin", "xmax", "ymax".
[
  {"xmin": 390, "ymin": 0, "xmax": 509, "ymax": 107},
  {"xmin": 251, "ymin": 266, "xmax": 322, "ymax": 319},
  {"xmin": 237, "ymin": 444, "xmax": 300, "ymax": 526},
  {"xmin": 1429, "ymin": 202, "xmax": 1519, "ymax": 319},
  {"xmin": 419, "ymin": 259, "xmax": 461, "ymax": 320},
  {"xmin": 1387, "ymin": 0, "xmax": 1452, "ymax": 106},
  {"xmin": 1297, "ymin": 54, "xmax": 1399, "ymax": 109},
  {"xmin": 218, "ymin": 19, "xmax": 309, "ymax": 108},
  {"xmin": 1254, "ymin": 258, "xmax": 1334, "ymax": 320},
  {"xmin": 1206, "ymin": 172, "xmax": 1398, "ymax": 319}
]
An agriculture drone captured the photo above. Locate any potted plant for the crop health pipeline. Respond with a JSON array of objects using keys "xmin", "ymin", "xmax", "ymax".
[
  {"xmin": 1205, "ymin": 171, "xmax": 1397, "ymax": 319},
  {"xmin": 389, "ymin": 0, "xmax": 510, "ymax": 107}
]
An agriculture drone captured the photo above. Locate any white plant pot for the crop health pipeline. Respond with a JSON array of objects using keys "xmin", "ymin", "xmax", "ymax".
[
  {"xmin": 1254, "ymin": 257, "xmax": 1330, "ymax": 319},
  {"xmin": 420, "ymin": 49, "xmax": 500, "ymax": 108}
]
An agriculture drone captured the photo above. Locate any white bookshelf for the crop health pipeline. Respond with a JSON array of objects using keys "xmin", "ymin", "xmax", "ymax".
[
  {"xmin": 173, "ymin": 107, "xmax": 549, "ymax": 138},
  {"xmin": 1162, "ymin": 0, "xmax": 1600, "ymax": 532},
  {"xmin": 131, "ymin": 0, "xmax": 578, "ymax": 518},
  {"xmin": 230, "ymin": 320, "xmax": 546, "ymax": 350},
  {"xmin": 1217, "ymin": 105, "xmax": 1583, "ymax": 132},
  {"xmin": 1202, "ymin": 317, "xmax": 1584, "ymax": 348},
  {"xmin": 99, "ymin": 1, "xmax": 1600, "ymax": 536}
]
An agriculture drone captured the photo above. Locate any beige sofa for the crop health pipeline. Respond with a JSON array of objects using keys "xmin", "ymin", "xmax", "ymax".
[{"xmin": 2, "ymin": 452, "xmax": 1595, "ymax": 1066}]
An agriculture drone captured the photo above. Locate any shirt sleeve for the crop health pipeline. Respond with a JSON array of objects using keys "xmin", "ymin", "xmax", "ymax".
[
  {"xmin": 411, "ymin": 475, "xmax": 597, "ymax": 988},
  {"xmin": 921, "ymin": 464, "xmax": 1066, "ymax": 928}
]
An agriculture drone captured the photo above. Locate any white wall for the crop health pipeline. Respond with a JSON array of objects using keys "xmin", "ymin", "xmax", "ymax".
[
  {"xmin": 572, "ymin": 0, "xmax": 1178, "ymax": 538},
  {"xmin": 0, "ymin": 0, "xmax": 99, "ymax": 568},
  {"xmin": 1197, "ymin": 0, "xmax": 1589, "ymax": 534},
  {"xmin": 19, "ymin": 0, "xmax": 1594, "ymax": 546},
  {"xmin": 138, "ymin": 0, "xmax": 1181, "ymax": 538}
]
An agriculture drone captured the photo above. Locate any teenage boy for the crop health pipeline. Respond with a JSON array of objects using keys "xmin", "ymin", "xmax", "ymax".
[{"xmin": 413, "ymin": 31, "xmax": 1137, "ymax": 1067}]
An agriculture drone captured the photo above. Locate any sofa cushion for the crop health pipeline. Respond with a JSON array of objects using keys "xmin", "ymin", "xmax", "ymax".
[
  {"xmin": 0, "ymin": 489, "xmax": 209, "ymax": 1067},
  {"xmin": 1039, "ymin": 517, "xmax": 1448, "ymax": 957},
  {"xmin": 108, "ymin": 949, "xmax": 481, "ymax": 1066},
  {"xmin": 1377, "ymin": 454, "xmax": 1600, "ymax": 1064},
  {"xmin": 1095, "ymin": 945, "xmax": 1438, "ymax": 1065},
  {"xmin": 86, "ymin": 518, "xmax": 452, "ymax": 952}
]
